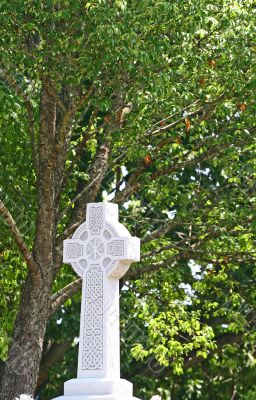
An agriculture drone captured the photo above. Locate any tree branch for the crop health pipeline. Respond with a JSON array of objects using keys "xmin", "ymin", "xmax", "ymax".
[
  {"xmin": 50, "ymin": 278, "xmax": 82, "ymax": 315},
  {"xmin": 68, "ymin": 108, "xmax": 99, "ymax": 165},
  {"xmin": 37, "ymin": 340, "xmax": 72, "ymax": 390},
  {"xmin": 50, "ymin": 247, "xmax": 255, "ymax": 312},
  {"xmin": 113, "ymin": 166, "xmax": 144, "ymax": 204},
  {"xmin": 60, "ymin": 139, "xmax": 110, "ymax": 240},
  {"xmin": 0, "ymin": 199, "xmax": 40, "ymax": 279},
  {"xmin": 58, "ymin": 172, "xmax": 102, "ymax": 221},
  {"xmin": 141, "ymin": 221, "xmax": 180, "ymax": 244},
  {"xmin": 43, "ymin": 77, "xmax": 67, "ymax": 113},
  {"xmin": 56, "ymin": 221, "xmax": 81, "ymax": 245},
  {"xmin": 60, "ymin": 107, "xmax": 101, "ymax": 194},
  {"xmin": 112, "ymin": 134, "xmax": 232, "ymax": 206},
  {"xmin": 145, "ymin": 93, "xmax": 226, "ymax": 137},
  {"xmin": 152, "ymin": 136, "xmax": 253, "ymax": 180},
  {"xmin": 126, "ymin": 254, "xmax": 184, "ymax": 279},
  {"xmin": 58, "ymin": 85, "xmax": 95, "ymax": 146},
  {"xmin": 145, "ymin": 99, "xmax": 200, "ymax": 134},
  {"xmin": 152, "ymin": 144, "xmax": 227, "ymax": 179}
]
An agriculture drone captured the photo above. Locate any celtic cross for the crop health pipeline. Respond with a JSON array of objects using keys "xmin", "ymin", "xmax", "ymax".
[{"xmin": 61, "ymin": 202, "xmax": 140, "ymax": 398}]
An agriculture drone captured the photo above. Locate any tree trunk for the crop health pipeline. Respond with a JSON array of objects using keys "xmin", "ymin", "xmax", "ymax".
[
  {"xmin": 0, "ymin": 273, "xmax": 51, "ymax": 399},
  {"xmin": 0, "ymin": 83, "xmax": 59, "ymax": 399},
  {"xmin": 36, "ymin": 340, "xmax": 72, "ymax": 391}
]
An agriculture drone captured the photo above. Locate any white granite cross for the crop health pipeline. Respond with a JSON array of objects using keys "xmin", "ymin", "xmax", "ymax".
[{"xmin": 58, "ymin": 202, "xmax": 140, "ymax": 400}]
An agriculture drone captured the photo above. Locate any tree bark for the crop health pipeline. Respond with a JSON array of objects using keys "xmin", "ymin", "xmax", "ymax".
[
  {"xmin": 0, "ymin": 79, "xmax": 106, "ymax": 398},
  {"xmin": 0, "ymin": 83, "xmax": 59, "ymax": 399},
  {"xmin": 0, "ymin": 274, "xmax": 51, "ymax": 400},
  {"xmin": 36, "ymin": 340, "xmax": 72, "ymax": 391}
]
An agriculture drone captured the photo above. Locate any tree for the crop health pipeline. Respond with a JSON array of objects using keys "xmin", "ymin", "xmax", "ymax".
[{"xmin": 0, "ymin": 1, "xmax": 255, "ymax": 399}]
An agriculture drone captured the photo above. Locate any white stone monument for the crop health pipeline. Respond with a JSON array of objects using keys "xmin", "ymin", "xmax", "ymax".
[{"xmin": 53, "ymin": 202, "xmax": 140, "ymax": 400}]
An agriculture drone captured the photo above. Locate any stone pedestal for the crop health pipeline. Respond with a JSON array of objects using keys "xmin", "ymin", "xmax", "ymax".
[{"xmin": 52, "ymin": 378, "xmax": 140, "ymax": 400}]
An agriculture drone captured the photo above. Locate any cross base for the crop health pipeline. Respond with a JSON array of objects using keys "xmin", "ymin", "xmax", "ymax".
[
  {"xmin": 52, "ymin": 396, "xmax": 140, "ymax": 400},
  {"xmin": 52, "ymin": 378, "xmax": 140, "ymax": 400}
]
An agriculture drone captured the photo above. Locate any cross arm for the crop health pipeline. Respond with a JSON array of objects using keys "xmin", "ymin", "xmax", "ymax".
[
  {"xmin": 63, "ymin": 239, "xmax": 85, "ymax": 263},
  {"xmin": 107, "ymin": 236, "xmax": 140, "ymax": 263},
  {"xmin": 106, "ymin": 236, "xmax": 140, "ymax": 279}
]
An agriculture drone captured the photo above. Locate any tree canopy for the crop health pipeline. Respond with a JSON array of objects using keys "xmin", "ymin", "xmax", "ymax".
[{"xmin": 0, "ymin": 1, "xmax": 255, "ymax": 399}]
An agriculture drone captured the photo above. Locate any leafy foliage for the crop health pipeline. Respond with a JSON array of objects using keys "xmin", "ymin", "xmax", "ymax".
[
  {"xmin": 242, "ymin": 390, "xmax": 256, "ymax": 400},
  {"xmin": 0, "ymin": 0, "xmax": 255, "ymax": 399}
]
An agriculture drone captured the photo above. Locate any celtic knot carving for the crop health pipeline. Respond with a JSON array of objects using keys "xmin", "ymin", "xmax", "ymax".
[
  {"xmin": 89, "ymin": 207, "xmax": 103, "ymax": 235},
  {"xmin": 66, "ymin": 242, "xmax": 83, "ymax": 259},
  {"xmin": 82, "ymin": 265, "xmax": 103, "ymax": 370},
  {"xmin": 107, "ymin": 240, "xmax": 124, "ymax": 257}
]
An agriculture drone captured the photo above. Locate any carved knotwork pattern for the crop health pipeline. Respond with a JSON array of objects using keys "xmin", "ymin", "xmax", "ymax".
[
  {"xmin": 89, "ymin": 207, "xmax": 103, "ymax": 235},
  {"xmin": 107, "ymin": 240, "xmax": 124, "ymax": 256},
  {"xmin": 66, "ymin": 242, "xmax": 83, "ymax": 259},
  {"xmin": 82, "ymin": 265, "xmax": 103, "ymax": 370}
]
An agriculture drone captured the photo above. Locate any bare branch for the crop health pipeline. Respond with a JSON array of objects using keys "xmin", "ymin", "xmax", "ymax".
[
  {"xmin": 152, "ymin": 145, "xmax": 225, "ymax": 179},
  {"xmin": 0, "ymin": 199, "xmax": 40, "ymax": 279},
  {"xmin": 126, "ymin": 254, "xmax": 184, "ymax": 279},
  {"xmin": 141, "ymin": 221, "xmax": 180, "ymax": 244},
  {"xmin": 113, "ymin": 166, "xmax": 144, "ymax": 204},
  {"xmin": 59, "ymin": 172, "xmax": 102, "ymax": 221},
  {"xmin": 74, "ymin": 85, "xmax": 95, "ymax": 113},
  {"xmin": 143, "ymin": 242, "xmax": 179, "ymax": 258},
  {"xmin": 112, "ymin": 131, "xmax": 254, "ymax": 221},
  {"xmin": 113, "ymin": 182, "xmax": 139, "ymax": 205},
  {"xmin": 50, "ymin": 278, "xmax": 82, "ymax": 315},
  {"xmin": 57, "ymin": 221, "xmax": 81, "ymax": 244},
  {"xmin": 146, "ymin": 99, "xmax": 200, "ymax": 134},
  {"xmin": 148, "ymin": 106, "xmax": 204, "ymax": 136},
  {"xmin": 146, "ymin": 93, "xmax": 226, "ymax": 137}
]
